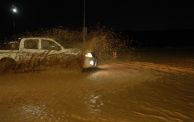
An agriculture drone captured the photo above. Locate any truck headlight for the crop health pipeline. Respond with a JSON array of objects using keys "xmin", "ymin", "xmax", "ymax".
[
  {"xmin": 85, "ymin": 53, "xmax": 93, "ymax": 58},
  {"xmin": 90, "ymin": 60, "xmax": 94, "ymax": 66}
]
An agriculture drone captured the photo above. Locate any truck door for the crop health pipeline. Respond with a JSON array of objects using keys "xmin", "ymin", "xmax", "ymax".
[{"xmin": 40, "ymin": 39, "xmax": 63, "ymax": 61}]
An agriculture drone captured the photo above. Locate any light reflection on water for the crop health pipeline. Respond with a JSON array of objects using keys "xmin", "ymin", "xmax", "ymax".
[
  {"xmin": 19, "ymin": 104, "xmax": 47, "ymax": 120},
  {"xmin": 84, "ymin": 94, "xmax": 104, "ymax": 114}
]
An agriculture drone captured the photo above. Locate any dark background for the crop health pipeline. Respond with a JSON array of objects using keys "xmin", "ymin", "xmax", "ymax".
[{"xmin": 1, "ymin": 0, "xmax": 194, "ymax": 47}]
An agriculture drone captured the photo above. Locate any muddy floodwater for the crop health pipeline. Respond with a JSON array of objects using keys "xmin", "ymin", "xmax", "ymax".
[{"xmin": 0, "ymin": 50, "xmax": 194, "ymax": 122}]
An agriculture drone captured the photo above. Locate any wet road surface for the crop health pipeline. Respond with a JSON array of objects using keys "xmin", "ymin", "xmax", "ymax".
[{"xmin": 0, "ymin": 60, "xmax": 194, "ymax": 122}]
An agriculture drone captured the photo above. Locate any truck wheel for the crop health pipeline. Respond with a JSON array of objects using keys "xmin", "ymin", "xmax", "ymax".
[{"xmin": 0, "ymin": 58, "xmax": 16, "ymax": 72}]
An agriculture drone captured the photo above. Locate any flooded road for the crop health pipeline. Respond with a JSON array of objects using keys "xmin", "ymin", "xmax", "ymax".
[{"xmin": 0, "ymin": 59, "xmax": 194, "ymax": 121}]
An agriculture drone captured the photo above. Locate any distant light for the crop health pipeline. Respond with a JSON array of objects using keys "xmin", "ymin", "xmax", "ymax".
[
  {"xmin": 12, "ymin": 8, "xmax": 17, "ymax": 13},
  {"xmin": 11, "ymin": 5, "xmax": 18, "ymax": 14}
]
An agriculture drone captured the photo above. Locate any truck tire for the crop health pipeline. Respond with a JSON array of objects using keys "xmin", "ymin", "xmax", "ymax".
[{"xmin": 0, "ymin": 58, "xmax": 16, "ymax": 72}]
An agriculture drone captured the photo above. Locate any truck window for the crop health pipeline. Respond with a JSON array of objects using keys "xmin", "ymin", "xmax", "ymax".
[
  {"xmin": 42, "ymin": 39, "xmax": 61, "ymax": 50},
  {"xmin": 24, "ymin": 39, "xmax": 39, "ymax": 49}
]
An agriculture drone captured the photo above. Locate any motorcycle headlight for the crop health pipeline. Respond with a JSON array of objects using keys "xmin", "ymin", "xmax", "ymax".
[{"xmin": 85, "ymin": 52, "xmax": 93, "ymax": 58}]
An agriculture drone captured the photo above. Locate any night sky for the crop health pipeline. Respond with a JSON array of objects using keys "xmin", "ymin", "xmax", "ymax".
[{"xmin": 1, "ymin": 0, "xmax": 194, "ymax": 40}]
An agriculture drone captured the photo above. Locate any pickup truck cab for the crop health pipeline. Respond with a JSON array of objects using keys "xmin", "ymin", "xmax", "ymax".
[{"xmin": 0, "ymin": 37, "xmax": 97, "ymax": 70}]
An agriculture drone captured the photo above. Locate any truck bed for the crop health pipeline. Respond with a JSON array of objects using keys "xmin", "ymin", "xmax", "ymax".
[
  {"xmin": 0, "ymin": 41, "xmax": 19, "ymax": 50},
  {"xmin": 0, "ymin": 50, "xmax": 19, "ymax": 53}
]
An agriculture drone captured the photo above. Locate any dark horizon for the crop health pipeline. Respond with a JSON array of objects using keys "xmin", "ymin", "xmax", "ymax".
[{"xmin": 1, "ymin": 0, "xmax": 194, "ymax": 47}]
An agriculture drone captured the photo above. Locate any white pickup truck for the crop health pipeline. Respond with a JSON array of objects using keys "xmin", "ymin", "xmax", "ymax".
[{"xmin": 0, "ymin": 37, "xmax": 97, "ymax": 70}]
